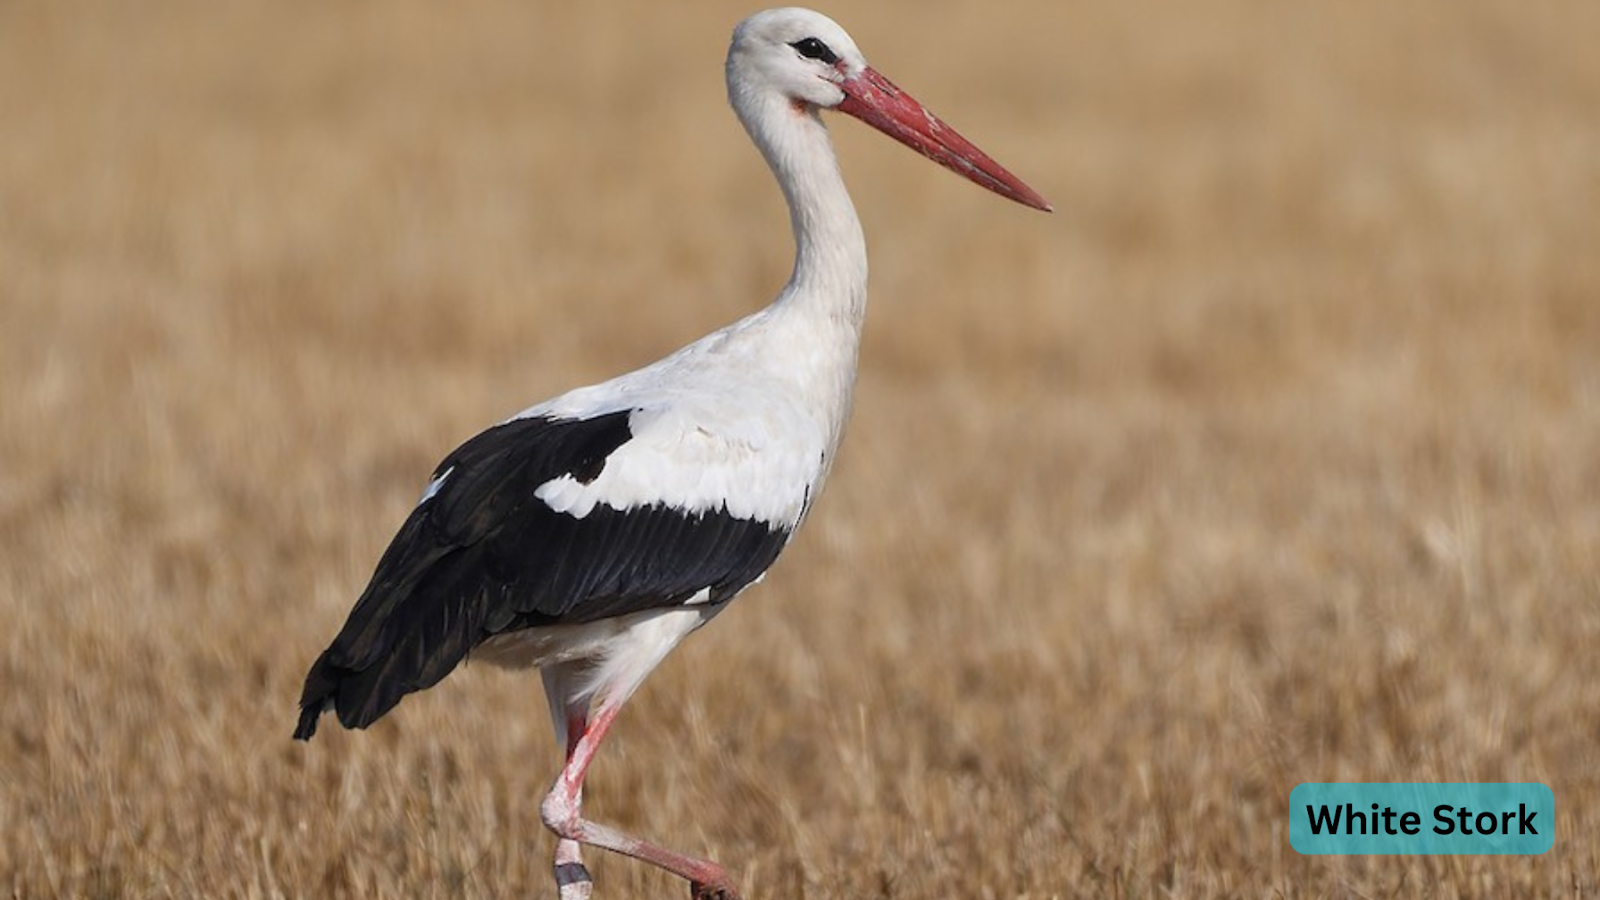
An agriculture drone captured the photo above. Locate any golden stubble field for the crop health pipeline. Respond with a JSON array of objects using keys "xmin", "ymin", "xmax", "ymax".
[{"xmin": 3, "ymin": 0, "xmax": 1599, "ymax": 897}]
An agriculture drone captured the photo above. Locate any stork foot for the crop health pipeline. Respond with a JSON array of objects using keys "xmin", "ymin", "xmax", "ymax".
[
  {"xmin": 555, "ymin": 861, "xmax": 593, "ymax": 900},
  {"xmin": 689, "ymin": 878, "xmax": 742, "ymax": 900}
]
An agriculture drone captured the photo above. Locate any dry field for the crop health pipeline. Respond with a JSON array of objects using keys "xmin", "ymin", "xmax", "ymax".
[{"xmin": 3, "ymin": 0, "xmax": 1599, "ymax": 897}]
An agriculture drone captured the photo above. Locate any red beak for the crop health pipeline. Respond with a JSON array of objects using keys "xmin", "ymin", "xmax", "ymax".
[{"xmin": 836, "ymin": 66, "xmax": 1052, "ymax": 212}]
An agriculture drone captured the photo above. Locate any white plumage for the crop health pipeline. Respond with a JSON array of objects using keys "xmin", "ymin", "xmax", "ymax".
[
  {"xmin": 527, "ymin": 388, "xmax": 825, "ymax": 526},
  {"xmin": 294, "ymin": 9, "xmax": 1048, "ymax": 900}
]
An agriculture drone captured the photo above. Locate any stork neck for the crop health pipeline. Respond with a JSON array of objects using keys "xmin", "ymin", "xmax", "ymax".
[{"xmin": 736, "ymin": 93, "xmax": 868, "ymax": 321}]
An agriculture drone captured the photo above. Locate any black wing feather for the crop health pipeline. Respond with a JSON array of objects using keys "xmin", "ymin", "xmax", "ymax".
[{"xmin": 294, "ymin": 411, "xmax": 791, "ymax": 740}]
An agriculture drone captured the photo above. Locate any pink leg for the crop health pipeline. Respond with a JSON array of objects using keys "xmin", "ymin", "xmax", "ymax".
[
  {"xmin": 540, "ymin": 696, "xmax": 741, "ymax": 900},
  {"xmin": 553, "ymin": 704, "xmax": 593, "ymax": 900}
]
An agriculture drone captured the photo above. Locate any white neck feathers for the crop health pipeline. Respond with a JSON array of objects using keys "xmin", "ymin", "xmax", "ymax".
[{"xmin": 728, "ymin": 82, "xmax": 868, "ymax": 326}]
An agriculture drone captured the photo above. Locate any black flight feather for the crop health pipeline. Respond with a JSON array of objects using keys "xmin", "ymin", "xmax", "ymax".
[{"xmin": 294, "ymin": 411, "xmax": 790, "ymax": 740}]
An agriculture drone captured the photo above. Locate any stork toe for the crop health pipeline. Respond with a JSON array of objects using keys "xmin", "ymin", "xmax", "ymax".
[{"xmin": 690, "ymin": 879, "xmax": 742, "ymax": 900}]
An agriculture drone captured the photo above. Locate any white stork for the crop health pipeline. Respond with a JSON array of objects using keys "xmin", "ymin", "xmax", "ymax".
[{"xmin": 294, "ymin": 8, "xmax": 1049, "ymax": 900}]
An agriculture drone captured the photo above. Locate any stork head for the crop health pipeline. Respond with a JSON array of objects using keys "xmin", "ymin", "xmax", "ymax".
[
  {"xmin": 728, "ymin": 8, "xmax": 864, "ymax": 110},
  {"xmin": 728, "ymin": 7, "xmax": 1052, "ymax": 212}
]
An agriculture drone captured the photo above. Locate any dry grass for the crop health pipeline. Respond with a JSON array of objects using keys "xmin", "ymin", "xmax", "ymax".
[{"xmin": 4, "ymin": 0, "xmax": 1599, "ymax": 897}]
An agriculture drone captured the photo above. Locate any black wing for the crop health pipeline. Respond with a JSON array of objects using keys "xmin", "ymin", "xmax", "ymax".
[{"xmin": 294, "ymin": 411, "xmax": 791, "ymax": 739}]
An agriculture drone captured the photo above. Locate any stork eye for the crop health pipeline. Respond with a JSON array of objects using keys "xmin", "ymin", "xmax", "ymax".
[{"xmin": 790, "ymin": 37, "xmax": 839, "ymax": 65}]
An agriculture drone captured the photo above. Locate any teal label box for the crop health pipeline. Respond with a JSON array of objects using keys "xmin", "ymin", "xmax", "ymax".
[{"xmin": 1290, "ymin": 783, "xmax": 1553, "ymax": 854}]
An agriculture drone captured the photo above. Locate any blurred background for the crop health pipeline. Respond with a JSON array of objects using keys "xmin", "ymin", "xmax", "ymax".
[{"xmin": 3, "ymin": 0, "xmax": 1598, "ymax": 897}]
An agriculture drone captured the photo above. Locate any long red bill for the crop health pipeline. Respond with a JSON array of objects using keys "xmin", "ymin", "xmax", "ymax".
[{"xmin": 836, "ymin": 66, "xmax": 1052, "ymax": 212}]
